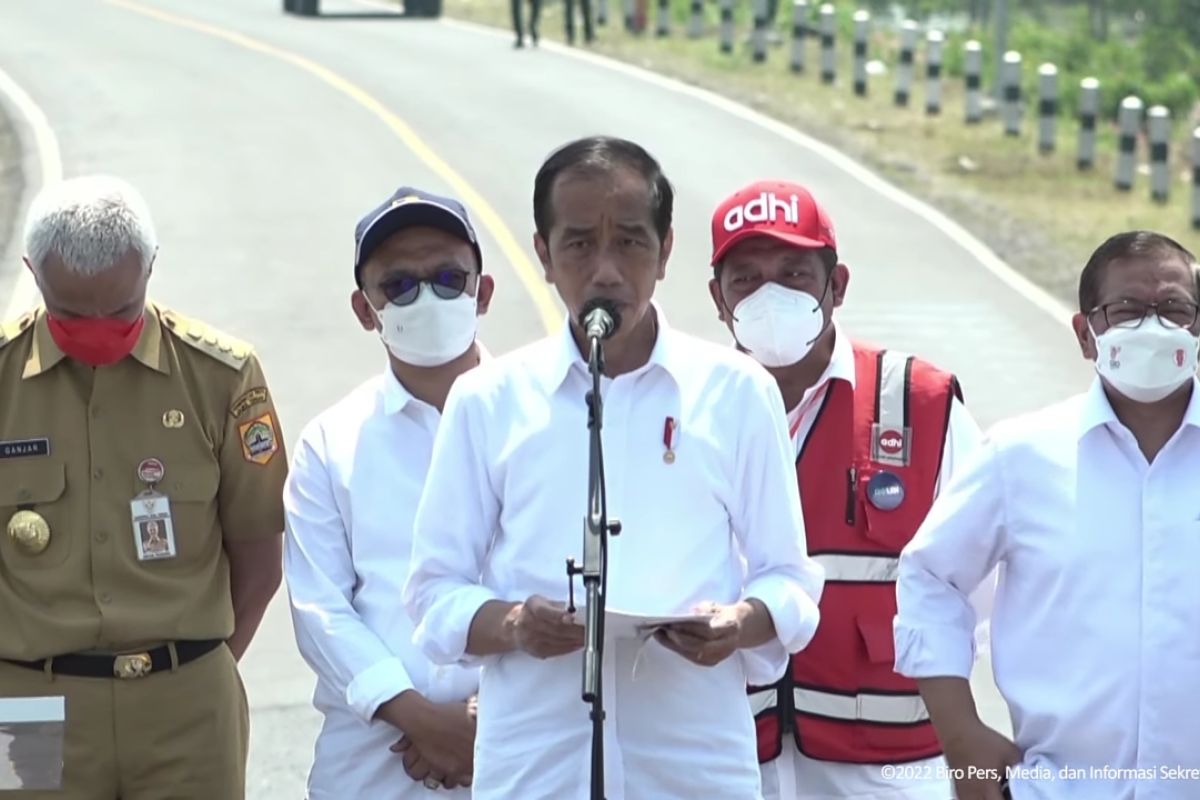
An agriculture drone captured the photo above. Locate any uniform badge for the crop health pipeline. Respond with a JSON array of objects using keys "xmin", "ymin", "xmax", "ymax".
[
  {"xmin": 162, "ymin": 409, "xmax": 186, "ymax": 429},
  {"xmin": 230, "ymin": 387, "xmax": 268, "ymax": 418},
  {"xmin": 137, "ymin": 458, "xmax": 165, "ymax": 486},
  {"xmin": 866, "ymin": 471, "xmax": 905, "ymax": 511},
  {"xmin": 7, "ymin": 510, "xmax": 51, "ymax": 554},
  {"xmin": 239, "ymin": 413, "xmax": 279, "ymax": 465},
  {"xmin": 0, "ymin": 438, "xmax": 50, "ymax": 459}
]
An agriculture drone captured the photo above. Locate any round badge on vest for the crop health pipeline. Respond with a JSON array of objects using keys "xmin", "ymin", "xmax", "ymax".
[{"xmin": 866, "ymin": 471, "xmax": 905, "ymax": 511}]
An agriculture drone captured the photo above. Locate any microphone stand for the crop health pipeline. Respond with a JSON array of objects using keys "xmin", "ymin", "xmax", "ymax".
[{"xmin": 566, "ymin": 327, "xmax": 621, "ymax": 800}]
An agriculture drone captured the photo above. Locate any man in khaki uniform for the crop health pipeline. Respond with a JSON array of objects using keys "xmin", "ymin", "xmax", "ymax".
[{"xmin": 0, "ymin": 175, "xmax": 286, "ymax": 799}]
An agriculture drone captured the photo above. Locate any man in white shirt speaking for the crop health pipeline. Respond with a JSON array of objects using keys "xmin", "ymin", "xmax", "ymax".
[
  {"xmin": 402, "ymin": 135, "xmax": 826, "ymax": 800},
  {"xmin": 283, "ymin": 187, "xmax": 495, "ymax": 798},
  {"xmin": 705, "ymin": 179, "xmax": 985, "ymax": 800},
  {"xmin": 895, "ymin": 230, "xmax": 1200, "ymax": 800}
]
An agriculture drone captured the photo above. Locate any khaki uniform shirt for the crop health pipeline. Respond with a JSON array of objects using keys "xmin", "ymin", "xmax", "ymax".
[{"xmin": 0, "ymin": 301, "xmax": 287, "ymax": 660}]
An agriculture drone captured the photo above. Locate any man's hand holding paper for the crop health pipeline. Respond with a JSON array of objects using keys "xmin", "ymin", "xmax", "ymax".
[{"xmin": 651, "ymin": 599, "xmax": 778, "ymax": 667}]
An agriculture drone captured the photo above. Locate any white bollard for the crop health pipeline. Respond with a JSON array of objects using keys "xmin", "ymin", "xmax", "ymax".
[
  {"xmin": 1114, "ymin": 96, "xmax": 1143, "ymax": 191},
  {"xmin": 1037, "ymin": 64, "xmax": 1058, "ymax": 153},
  {"xmin": 719, "ymin": 0, "xmax": 734, "ymax": 53},
  {"xmin": 687, "ymin": 0, "xmax": 703, "ymax": 37},
  {"xmin": 820, "ymin": 4, "xmax": 836, "ymax": 84},
  {"xmin": 752, "ymin": 0, "xmax": 769, "ymax": 61},
  {"xmin": 964, "ymin": 40, "xmax": 983, "ymax": 123},
  {"xmin": 1077, "ymin": 77, "xmax": 1100, "ymax": 170},
  {"xmin": 656, "ymin": 0, "xmax": 670, "ymax": 36},
  {"xmin": 1192, "ymin": 128, "xmax": 1200, "ymax": 230},
  {"xmin": 790, "ymin": 0, "xmax": 809, "ymax": 72},
  {"xmin": 1148, "ymin": 105, "xmax": 1171, "ymax": 202},
  {"xmin": 925, "ymin": 30, "xmax": 944, "ymax": 115},
  {"xmin": 1002, "ymin": 51, "xmax": 1022, "ymax": 136},
  {"xmin": 853, "ymin": 11, "xmax": 870, "ymax": 96},
  {"xmin": 894, "ymin": 20, "xmax": 918, "ymax": 106}
]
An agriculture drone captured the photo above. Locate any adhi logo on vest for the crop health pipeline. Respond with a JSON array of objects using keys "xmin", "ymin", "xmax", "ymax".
[
  {"xmin": 723, "ymin": 192, "xmax": 803, "ymax": 231},
  {"xmin": 877, "ymin": 429, "xmax": 905, "ymax": 455}
]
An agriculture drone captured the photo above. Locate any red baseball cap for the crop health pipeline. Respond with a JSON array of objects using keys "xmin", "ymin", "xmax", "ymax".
[{"xmin": 710, "ymin": 180, "xmax": 837, "ymax": 266}]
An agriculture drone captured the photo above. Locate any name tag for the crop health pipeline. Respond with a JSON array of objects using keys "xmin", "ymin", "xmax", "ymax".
[{"xmin": 0, "ymin": 438, "xmax": 50, "ymax": 459}]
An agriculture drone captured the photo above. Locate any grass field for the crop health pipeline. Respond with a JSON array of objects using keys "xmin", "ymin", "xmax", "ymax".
[{"xmin": 441, "ymin": 0, "xmax": 1200, "ymax": 305}]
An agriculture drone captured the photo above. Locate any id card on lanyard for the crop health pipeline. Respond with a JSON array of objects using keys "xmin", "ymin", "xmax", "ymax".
[{"xmin": 130, "ymin": 458, "xmax": 178, "ymax": 561}]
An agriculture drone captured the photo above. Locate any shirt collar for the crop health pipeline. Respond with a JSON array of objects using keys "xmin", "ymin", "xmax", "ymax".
[
  {"xmin": 23, "ymin": 303, "xmax": 168, "ymax": 379},
  {"xmin": 822, "ymin": 320, "xmax": 856, "ymax": 389},
  {"xmin": 1078, "ymin": 374, "xmax": 1200, "ymax": 438},
  {"xmin": 382, "ymin": 367, "xmax": 417, "ymax": 415},
  {"xmin": 381, "ymin": 341, "xmax": 493, "ymax": 416},
  {"xmin": 534, "ymin": 301, "xmax": 682, "ymax": 395}
]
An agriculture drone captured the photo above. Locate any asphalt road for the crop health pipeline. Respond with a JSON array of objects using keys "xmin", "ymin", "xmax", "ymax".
[{"xmin": 0, "ymin": 0, "xmax": 1097, "ymax": 796}]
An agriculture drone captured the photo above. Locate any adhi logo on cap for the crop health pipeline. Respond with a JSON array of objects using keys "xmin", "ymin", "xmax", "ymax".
[{"xmin": 723, "ymin": 192, "xmax": 802, "ymax": 232}]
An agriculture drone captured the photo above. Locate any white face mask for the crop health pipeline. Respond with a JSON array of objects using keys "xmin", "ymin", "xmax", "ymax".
[
  {"xmin": 731, "ymin": 282, "xmax": 827, "ymax": 368},
  {"xmin": 372, "ymin": 290, "xmax": 479, "ymax": 368},
  {"xmin": 1092, "ymin": 316, "xmax": 1200, "ymax": 403}
]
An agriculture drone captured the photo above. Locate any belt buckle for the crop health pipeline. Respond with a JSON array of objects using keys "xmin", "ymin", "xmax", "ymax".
[{"xmin": 113, "ymin": 652, "xmax": 153, "ymax": 679}]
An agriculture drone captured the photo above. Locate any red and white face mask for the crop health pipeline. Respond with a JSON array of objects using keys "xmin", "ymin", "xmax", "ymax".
[
  {"xmin": 47, "ymin": 313, "xmax": 145, "ymax": 367},
  {"xmin": 1092, "ymin": 317, "xmax": 1200, "ymax": 403}
]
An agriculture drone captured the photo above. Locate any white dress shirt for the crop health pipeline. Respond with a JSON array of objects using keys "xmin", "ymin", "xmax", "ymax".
[
  {"xmin": 762, "ymin": 324, "xmax": 986, "ymax": 800},
  {"xmin": 283, "ymin": 369, "xmax": 479, "ymax": 800},
  {"xmin": 895, "ymin": 376, "xmax": 1200, "ymax": 800},
  {"xmin": 403, "ymin": 306, "xmax": 825, "ymax": 800}
]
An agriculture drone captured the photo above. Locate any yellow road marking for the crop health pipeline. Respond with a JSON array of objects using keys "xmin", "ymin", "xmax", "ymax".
[{"xmin": 106, "ymin": 0, "xmax": 561, "ymax": 334}]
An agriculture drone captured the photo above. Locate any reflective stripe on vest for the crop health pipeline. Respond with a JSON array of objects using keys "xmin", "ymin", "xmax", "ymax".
[
  {"xmin": 869, "ymin": 349, "xmax": 913, "ymax": 467},
  {"xmin": 794, "ymin": 687, "xmax": 930, "ymax": 724},
  {"xmin": 811, "ymin": 553, "xmax": 899, "ymax": 582},
  {"xmin": 749, "ymin": 688, "xmax": 778, "ymax": 717}
]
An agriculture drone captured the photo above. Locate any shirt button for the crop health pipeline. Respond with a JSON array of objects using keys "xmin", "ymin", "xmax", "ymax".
[
  {"xmin": 92, "ymin": 468, "xmax": 103, "ymax": 481},
  {"xmin": 91, "ymin": 407, "xmax": 101, "ymax": 419},
  {"xmin": 94, "ymin": 531, "xmax": 108, "ymax": 544},
  {"xmin": 98, "ymin": 592, "xmax": 112, "ymax": 605}
]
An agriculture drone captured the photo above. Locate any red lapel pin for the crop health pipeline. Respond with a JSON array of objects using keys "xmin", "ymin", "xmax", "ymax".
[{"xmin": 663, "ymin": 417, "xmax": 677, "ymax": 464}]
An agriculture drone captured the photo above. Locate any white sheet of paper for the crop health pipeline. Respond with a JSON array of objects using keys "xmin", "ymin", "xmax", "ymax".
[
  {"xmin": 0, "ymin": 697, "xmax": 63, "ymax": 724},
  {"xmin": 570, "ymin": 607, "xmax": 713, "ymax": 641},
  {"xmin": 0, "ymin": 697, "xmax": 64, "ymax": 791}
]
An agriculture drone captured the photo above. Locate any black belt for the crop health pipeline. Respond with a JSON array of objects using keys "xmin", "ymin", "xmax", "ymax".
[{"xmin": 4, "ymin": 639, "xmax": 223, "ymax": 679}]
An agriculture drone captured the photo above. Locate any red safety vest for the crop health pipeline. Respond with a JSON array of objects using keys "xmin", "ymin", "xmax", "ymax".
[{"xmin": 751, "ymin": 343, "xmax": 961, "ymax": 765}]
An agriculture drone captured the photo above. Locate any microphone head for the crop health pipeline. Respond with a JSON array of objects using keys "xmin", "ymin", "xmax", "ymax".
[{"xmin": 579, "ymin": 297, "xmax": 622, "ymax": 339}]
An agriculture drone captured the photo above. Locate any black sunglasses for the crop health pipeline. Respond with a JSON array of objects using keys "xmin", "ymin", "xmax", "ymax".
[{"xmin": 378, "ymin": 268, "xmax": 470, "ymax": 307}]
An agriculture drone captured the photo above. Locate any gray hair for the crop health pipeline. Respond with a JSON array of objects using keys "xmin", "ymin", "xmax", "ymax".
[{"xmin": 23, "ymin": 175, "xmax": 158, "ymax": 276}]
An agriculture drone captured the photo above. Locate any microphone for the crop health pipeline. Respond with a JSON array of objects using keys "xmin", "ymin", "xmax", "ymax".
[{"xmin": 580, "ymin": 298, "xmax": 621, "ymax": 341}]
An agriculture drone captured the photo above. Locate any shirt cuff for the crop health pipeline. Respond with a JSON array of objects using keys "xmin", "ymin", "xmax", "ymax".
[
  {"xmin": 893, "ymin": 620, "xmax": 976, "ymax": 679},
  {"xmin": 743, "ymin": 573, "xmax": 821, "ymax": 655},
  {"xmin": 345, "ymin": 657, "xmax": 416, "ymax": 724},
  {"xmin": 413, "ymin": 585, "xmax": 502, "ymax": 667},
  {"xmin": 739, "ymin": 639, "xmax": 788, "ymax": 687}
]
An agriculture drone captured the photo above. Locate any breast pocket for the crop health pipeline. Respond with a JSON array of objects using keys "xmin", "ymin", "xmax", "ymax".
[
  {"xmin": 132, "ymin": 462, "xmax": 221, "ymax": 568},
  {"xmin": 0, "ymin": 462, "xmax": 71, "ymax": 569}
]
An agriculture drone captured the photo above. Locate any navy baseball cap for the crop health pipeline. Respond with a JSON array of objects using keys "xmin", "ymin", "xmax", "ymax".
[{"xmin": 353, "ymin": 187, "xmax": 483, "ymax": 284}]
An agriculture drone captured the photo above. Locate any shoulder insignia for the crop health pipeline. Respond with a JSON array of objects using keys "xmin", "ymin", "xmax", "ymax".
[
  {"xmin": 0, "ymin": 310, "xmax": 37, "ymax": 350},
  {"xmin": 158, "ymin": 306, "xmax": 253, "ymax": 370}
]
